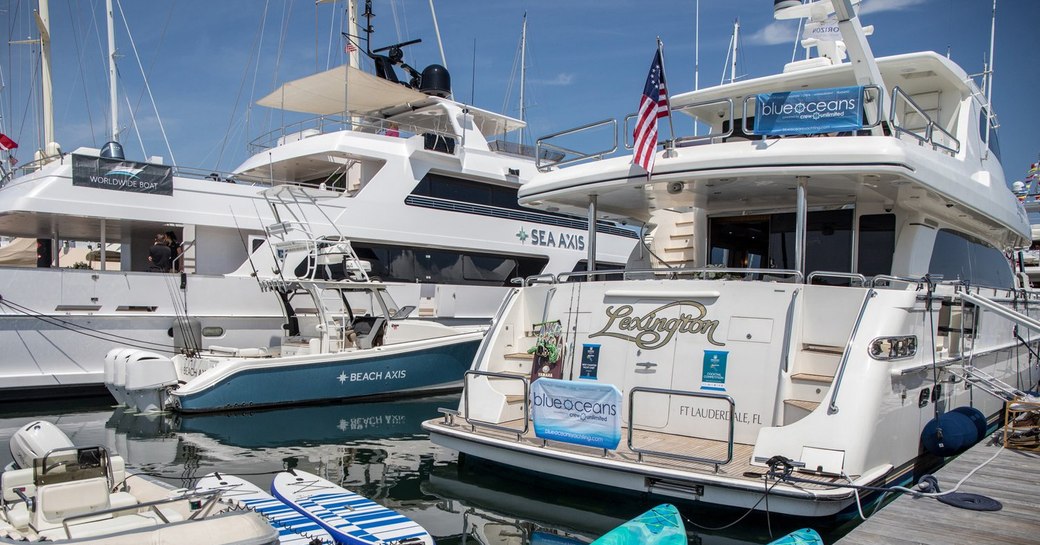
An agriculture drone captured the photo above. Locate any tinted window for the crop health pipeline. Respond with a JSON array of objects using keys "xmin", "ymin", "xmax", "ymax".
[
  {"xmin": 928, "ymin": 229, "xmax": 1012, "ymax": 289},
  {"xmin": 928, "ymin": 229, "xmax": 972, "ymax": 283},
  {"xmin": 978, "ymin": 107, "xmax": 1001, "ymax": 161},
  {"xmin": 768, "ymin": 209, "xmax": 853, "ymax": 274},
  {"xmin": 352, "ymin": 242, "xmax": 547, "ymax": 286},
  {"xmin": 971, "ymin": 242, "xmax": 1013, "ymax": 289},
  {"xmin": 858, "ymin": 214, "xmax": 895, "ymax": 277}
]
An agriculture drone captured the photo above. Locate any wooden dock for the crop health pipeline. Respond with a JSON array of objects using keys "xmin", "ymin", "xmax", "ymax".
[{"xmin": 836, "ymin": 439, "xmax": 1040, "ymax": 545}]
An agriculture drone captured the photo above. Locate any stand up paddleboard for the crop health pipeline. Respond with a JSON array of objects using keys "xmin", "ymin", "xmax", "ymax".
[
  {"xmin": 195, "ymin": 473, "xmax": 334, "ymax": 545},
  {"xmin": 590, "ymin": 504, "xmax": 686, "ymax": 545},
  {"xmin": 271, "ymin": 470, "xmax": 433, "ymax": 545}
]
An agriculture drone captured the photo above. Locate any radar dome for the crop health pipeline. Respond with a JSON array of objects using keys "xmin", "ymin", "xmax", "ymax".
[{"xmin": 420, "ymin": 64, "xmax": 451, "ymax": 98}]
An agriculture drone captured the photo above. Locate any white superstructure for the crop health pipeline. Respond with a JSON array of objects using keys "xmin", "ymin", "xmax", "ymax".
[{"xmin": 423, "ymin": 0, "xmax": 1038, "ymax": 517}]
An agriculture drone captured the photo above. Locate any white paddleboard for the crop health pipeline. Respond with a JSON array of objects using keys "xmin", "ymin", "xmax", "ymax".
[
  {"xmin": 195, "ymin": 472, "xmax": 334, "ymax": 545},
  {"xmin": 271, "ymin": 470, "xmax": 433, "ymax": 545}
]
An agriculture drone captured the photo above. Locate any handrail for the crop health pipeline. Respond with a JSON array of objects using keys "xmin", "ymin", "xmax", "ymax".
[
  {"xmin": 627, "ymin": 387, "xmax": 735, "ymax": 467},
  {"xmin": 670, "ymin": 98, "xmax": 736, "ymax": 147},
  {"xmin": 463, "ymin": 370, "xmax": 530, "ymax": 437},
  {"xmin": 869, "ymin": 274, "xmax": 928, "ymax": 288},
  {"xmin": 556, "ymin": 269, "xmax": 627, "ymax": 283},
  {"xmin": 960, "ymin": 291, "xmax": 1040, "ymax": 335},
  {"xmin": 60, "ymin": 489, "xmax": 225, "ymax": 539},
  {"xmin": 827, "ymin": 289, "xmax": 877, "ymax": 414},
  {"xmin": 807, "ymin": 271, "xmax": 867, "ymax": 286},
  {"xmin": 653, "ymin": 267, "xmax": 803, "ymax": 282},
  {"xmin": 889, "ymin": 86, "xmax": 960, "ymax": 155},
  {"xmin": 247, "ymin": 114, "xmax": 458, "ymax": 155},
  {"xmin": 521, "ymin": 274, "xmax": 557, "ymax": 287},
  {"xmin": 535, "ymin": 119, "xmax": 618, "ymax": 171}
]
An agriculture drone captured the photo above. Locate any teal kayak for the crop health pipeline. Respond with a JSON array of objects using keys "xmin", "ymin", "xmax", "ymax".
[
  {"xmin": 767, "ymin": 528, "xmax": 824, "ymax": 545},
  {"xmin": 590, "ymin": 504, "xmax": 686, "ymax": 545}
]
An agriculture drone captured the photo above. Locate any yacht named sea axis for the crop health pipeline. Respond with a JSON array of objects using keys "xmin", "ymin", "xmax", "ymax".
[
  {"xmin": 0, "ymin": 15, "xmax": 637, "ymax": 397},
  {"xmin": 423, "ymin": 0, "xmax": 1039, "ymax": 517}
]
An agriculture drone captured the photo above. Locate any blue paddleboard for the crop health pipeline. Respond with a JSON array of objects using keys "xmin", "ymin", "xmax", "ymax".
[
  {"xmin": 767, "ymin": 528, "xmax": 824, "ymax": 545},
  {"xmin": 195, "ymin": 472, "xmax": 334, "ymax": 545},
  {"xmin": 271, "ymin": 470, "xmax": 433, "ymax": 545},
  {"xmin": 590, "ymin": 504, "xmax": 686, "ymax": 545}
]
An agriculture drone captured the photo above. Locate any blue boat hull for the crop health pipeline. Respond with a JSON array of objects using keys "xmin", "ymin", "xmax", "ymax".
[{"xmin": 173, "ymin": 338, "xmax": 480, "ymax": 412}]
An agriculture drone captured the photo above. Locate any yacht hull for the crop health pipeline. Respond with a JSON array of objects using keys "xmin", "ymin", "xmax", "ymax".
[{"xmin": 173, "ymin": 334, "xmax": 482, "ymax": 412}]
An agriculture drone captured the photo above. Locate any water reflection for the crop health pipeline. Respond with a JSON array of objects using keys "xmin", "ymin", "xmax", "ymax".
[{"xmin": 0, "ymin": 396, "xmax": 846, "ymax": 544}]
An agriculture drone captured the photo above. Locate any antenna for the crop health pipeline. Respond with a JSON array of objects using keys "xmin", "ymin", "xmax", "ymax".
[
  {"xmin": 428, "ymin": 0, "xmax": 447, "ymax": 68},
  {"xmin": 985, "ymin": 0, "xmax": 996, "ymax": 114},
  {"xmin": 519, "ymin": 12, "xmax": 527, "ymax": 147}
]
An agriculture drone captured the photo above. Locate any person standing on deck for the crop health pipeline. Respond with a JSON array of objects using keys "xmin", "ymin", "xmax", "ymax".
[{"xmin": 148, "ymin": 233, "xmax": 172, "ymax": 272}]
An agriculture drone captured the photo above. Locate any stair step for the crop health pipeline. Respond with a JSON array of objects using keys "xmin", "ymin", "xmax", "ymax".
[
  {"xmin": 505, "ymin": 352, "xmax": 533, "ymax": 361},
  {"xmin": 668, "ymin": 234, "xmax": 693, "ymax": 240},
  {"xmin": 663, "ymin": 246, "xmax": 692, "ymax": 253},
  {"xmin": 784, "ymin": 399, "xmax": 821, "ymax": 412},
  {"xmin": 803, "ymin": 344, "xmax": 845, "ymax": 355},
  {"xmin": 505, "ymin": 394, "xmax": 525, "ymax": 405},
  {"xmin": 674, "ymin": 220, "xmax": 694, "ymax": 227},
  {"xmin": 791, "ymin": 373, "xmax": 834, "ymax": 384}
]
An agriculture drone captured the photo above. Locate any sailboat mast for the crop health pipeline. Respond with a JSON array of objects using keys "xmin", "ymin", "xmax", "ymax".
[
  {"xmin": 106, "ymin": 0, "xmax": 118, "ymax": 142},
  {"xmin": 519, "ymin": 12, "xmax": 527, "ymax": 147},
  {"xmin": 35, "ymin": 0, "xmax": 55, "ymax": 153}
]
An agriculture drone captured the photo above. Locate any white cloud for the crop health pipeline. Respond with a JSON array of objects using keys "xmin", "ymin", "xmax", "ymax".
[
  {"xmin": 534, "ymin": 73, "xmax": 575, "ymax": 86},
  {"xmin": 746, "ymin": 21, "xmax": 799, "ymax": 47},
  {"xmin": 859, "ymin": 0, "xmax": 928, "ymax": 16}
]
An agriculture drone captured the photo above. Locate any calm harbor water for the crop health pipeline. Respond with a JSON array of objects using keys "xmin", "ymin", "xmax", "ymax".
[{"xmin": 0, "ymin": 394, "xmax": 858, "ymax": 544}]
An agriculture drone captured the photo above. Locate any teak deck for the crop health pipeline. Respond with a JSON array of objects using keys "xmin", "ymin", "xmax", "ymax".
[
  {"xmin": 442, "ymin": 417, "xmax": 849, "ymax": 490},
  {"xmin": 836, "ymin": 439, "xmax": 1040, "ymax": 545}
]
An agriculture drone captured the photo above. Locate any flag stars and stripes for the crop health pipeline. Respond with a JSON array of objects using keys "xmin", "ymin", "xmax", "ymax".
[{"xmin": 632, "ymin": 50, "xmax": 670, "ymax": 175}]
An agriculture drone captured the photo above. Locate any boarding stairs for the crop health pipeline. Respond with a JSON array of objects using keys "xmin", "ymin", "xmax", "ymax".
[{"xmin": 949, "ymin": 292, "xmax": 1040, "ymax": 402}]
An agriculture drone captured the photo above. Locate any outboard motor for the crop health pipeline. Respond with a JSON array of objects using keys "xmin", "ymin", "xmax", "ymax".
[
  {"xmin": 123, "ymin": 351, "xmax": 179, "ymax": 413},
  {"xmin": 104, "ymin": 348, "xmax": 137, "ymax": 406},
  {"xmin": 419, "ymin": 64, "xmax": 451, "ymax": 98},
  {"xmin": 9, "ymin": 421, "xmax": 74, "ymax": 470},
  {"xmin": 99, "ymin": 140, "xmax": 125, "ymax": 160}
]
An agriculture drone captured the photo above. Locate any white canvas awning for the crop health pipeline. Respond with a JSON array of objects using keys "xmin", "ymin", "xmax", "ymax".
[
  {"xmin": 257, "ymin": 65, "xmax": 429, "ymax": 116},
  {"xmin": 258, "ymin": 65, "xmax": 527, "ymax": 139}
]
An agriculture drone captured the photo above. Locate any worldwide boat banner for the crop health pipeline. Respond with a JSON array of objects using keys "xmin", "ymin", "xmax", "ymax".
[
  {"xmin": 531, "ymin": 378, "xmax": 621, "ymax": 449},
  {"xmin": 754, "ymin": 85, "xmax": 864, "ymax": 136},
  {"xmin": 72, "ymin": 154, "xmax": 173, "ymax": 196}
]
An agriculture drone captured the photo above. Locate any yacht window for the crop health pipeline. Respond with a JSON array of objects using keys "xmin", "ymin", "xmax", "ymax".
[
  {"xmin": 978, "ymin": 108, "xmax": 1001, "ymax": 161},
  {"xmin": 971, "ymin": 241, "xmax": 1014, "ymax": 289},
  {"xmin": 463, "ymin": 255, "xmax": 520, "ymax": 283},
  {"xmin": 352, "ymin": 242, "xmax": 548, "ymax": 286},
  {"xmin": 708, "ymin": 209, "xmax": 853, "ymax": 277},
  {"xmin": 928, "ymin": 229, "xmax": 1013, "ymax": 289},
  {"xmin": 416, "ymin": 250, "xmax": 464, "ymax": 283},
  {"xmin": 709, "ymin": 216, "xmax": 769, "ymax": 268},
  {"xmin": 857, "ymin": 214, "xmax": 896, "ymax": 277},
  {"xmin": 768, "ymin": 210, "xmax": 853, "ymax": 275}
]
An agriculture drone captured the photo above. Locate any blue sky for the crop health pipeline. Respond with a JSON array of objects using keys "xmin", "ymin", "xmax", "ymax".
[{"xmin": 2, "ymin": 0, "xmax": 1038, "ymax": 183}]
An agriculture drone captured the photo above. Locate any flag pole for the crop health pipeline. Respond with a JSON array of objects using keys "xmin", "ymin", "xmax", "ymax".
[{"xmin": 657, "ymin": 38, "xmax": 677, "ymax": 158}]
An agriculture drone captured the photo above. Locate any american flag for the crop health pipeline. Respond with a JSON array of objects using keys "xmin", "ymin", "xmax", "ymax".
[
  {"xmin": 633, "ymin": 50, "xmax": 669, "ymax": 174},
  {"xmin": 345, "ymin": 42, "xmax": 358, "ymax": 53}
]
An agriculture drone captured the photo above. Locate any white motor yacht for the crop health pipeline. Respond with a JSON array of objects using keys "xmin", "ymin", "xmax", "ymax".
[{"xmin": 423, "ymin": 0, "xmax": 1038, "ymax": 518}]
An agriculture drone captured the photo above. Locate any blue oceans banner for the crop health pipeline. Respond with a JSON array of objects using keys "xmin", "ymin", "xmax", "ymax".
[
  {"xmin": 754, "ymin": 86, "xmax": 864, "ymax": 136},
  {"xmin": 531, "ymin": 378, "xmax": 621, "ymax": 449}
]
